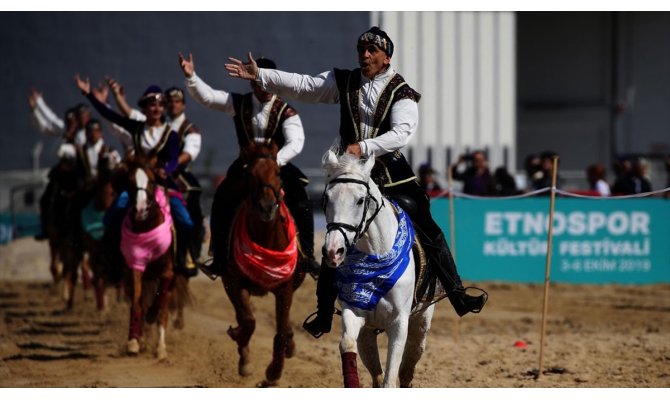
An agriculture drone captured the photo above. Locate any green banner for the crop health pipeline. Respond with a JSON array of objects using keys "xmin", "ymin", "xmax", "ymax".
[{"xmin": 432, "ymin": 198, "xmax": 670, "ymax": 284}]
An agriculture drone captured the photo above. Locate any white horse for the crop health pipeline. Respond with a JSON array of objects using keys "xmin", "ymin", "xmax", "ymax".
[{"xmin": 321, "ymin": 150, "xmax": 436, "ymax": 388}]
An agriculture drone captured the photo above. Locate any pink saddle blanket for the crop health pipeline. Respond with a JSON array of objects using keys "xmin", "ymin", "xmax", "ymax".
[{"xmin": 120, "ymin": 188, "xmax": 173, "ymax": 272}]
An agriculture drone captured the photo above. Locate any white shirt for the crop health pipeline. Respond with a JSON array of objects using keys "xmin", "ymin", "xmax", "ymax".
[
  {"xmin": 32, "ymin": 96, "xmax": 64, "ymax": 137},
  {"xmin": 595, "ymin": 179, "xmax": 611, "ymax": 196},
  {"xmin": 82, "ymin": 139, "xmax": 121, "ymax": 177},
  {"xmin": 185, "ymin": 72, "xmax": 305, "ymax": 167},
  {"xmin": 257, "ymin": 66, "xmax": 419, "ymax": 158},
  {"xmin": 128, "ymin": 109, "xmax": 202, "ymax": 161},
  {"xmin": 33, "ymin": 96, "xmax": 93, "ymax": 147}
]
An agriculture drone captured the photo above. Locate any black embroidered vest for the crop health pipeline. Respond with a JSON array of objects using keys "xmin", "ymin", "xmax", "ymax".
[
  {"xmin": 333, "ymin": 68, "xmax": 421, "ymax": 187},
  {"xmin": 231, "ymin": 93, "xmax": 296, "ymax": 149},
  {"xmin": 77, "ymin": 143, "xmax": 112, "ymax": 179}
]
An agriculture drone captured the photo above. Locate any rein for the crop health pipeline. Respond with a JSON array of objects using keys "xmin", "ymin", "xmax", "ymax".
[{"xmin": 322, "ymin": 175, "xmax": 385, "ymax": 249}]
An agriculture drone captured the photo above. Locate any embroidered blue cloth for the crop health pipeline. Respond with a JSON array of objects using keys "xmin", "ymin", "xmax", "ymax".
[
  {"xmin": 336, "ymin": 201, "xmax": 414, "ymax": 310},
  {"xmin": 82, "ymin": 200, "xmax": 106, "ymax": 240}
]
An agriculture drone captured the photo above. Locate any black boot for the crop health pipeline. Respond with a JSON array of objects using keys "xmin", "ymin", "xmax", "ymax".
[
  {"xmin": 426, "ymin": 233, "xmax": 488, "ymax": 317},
  {"xmin": 302, "ymin": 258, "xmax": 337, "ymax": 338},
  {"xmin": 448, "ymin": 287, "xmax": 488, "ymax": 317},
  {"xmin": 198, "ymin": 255, "xmax": 223, "ymax": 281}
]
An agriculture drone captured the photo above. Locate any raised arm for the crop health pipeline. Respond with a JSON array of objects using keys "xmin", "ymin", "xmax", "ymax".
[
  {"xmin": 75, "ymin": 74, "xmax": 141, "ymax": 134},
  {"xmin": 225, "ymin": 51, "xmax": 339, "ymax": 104},
  {"xmin": 179, "ymin": 52, "xmax": 235, "ymax": 115},
  {"xmin": 106, "ymin": 76, "xmax": 134, "ymax": 118},
  {"xmin": 30, "ymin": 88, "xmax": 65, "ymax": 136}
]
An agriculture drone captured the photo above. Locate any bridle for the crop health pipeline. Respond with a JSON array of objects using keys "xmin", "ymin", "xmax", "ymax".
[
  {"xmin": 247, "ymin": 153, "xmax": 283, "ymax": 215},
  {"xmin": 322, "ymin": 175, "xmax": 385, "ymax": 249},
  {"xmin": 129, "ymin": 167, "xmax": 158, "ymax": 212}
]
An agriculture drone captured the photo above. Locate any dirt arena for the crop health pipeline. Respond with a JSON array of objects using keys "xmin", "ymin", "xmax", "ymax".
[{"xmin": 0, "ymin": 235, "xmax": 668, "ymax": 388}]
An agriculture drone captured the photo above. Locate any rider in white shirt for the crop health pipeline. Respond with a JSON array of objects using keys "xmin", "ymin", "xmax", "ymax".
[
  {"xmin": 225, "ymin": 26, "xmax": 488, "ymax": 338},
  {"xmin": 179, "ymin": 54, "xmax": 318, "ymax": 280}
]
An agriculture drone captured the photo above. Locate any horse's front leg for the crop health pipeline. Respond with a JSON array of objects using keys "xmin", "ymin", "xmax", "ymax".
[
  {"xmin": 339, "ymin": 308, "xmax": 365, "ymax": 388},
  {"xmin": 127, "ymin": 269, "xmax": 143, "ymax": 355},
  {"xmin": 358, "ymin": 327, "xmax": 383, "ymax": 387},
  {"xmin": 81, "ymin": 253, "xmax": 93, "ymax": 299},
  {"xmin": 223, "ymin": 278, "xmax": 255, "ymax": 376},
  {"xmin": 48, "ymin": 241, "xmax": 61, "ymax": 285},
  {"xmin": 261, "ymin": 284, "xmax": 294, "ymax": 387},
  {"xmin": 382, "ymin": 316, "xmax": 410, "ymax": 388},
  {"xmin": 155, "ymin": 258, "xmax": 174, "ymax": 361}
]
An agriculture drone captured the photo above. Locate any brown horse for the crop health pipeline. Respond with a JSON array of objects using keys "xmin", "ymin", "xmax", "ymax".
[
  {"xmin": 119, "ymin": 159, "xmax": 179, "ymax": 360},
  {"xmin": 219, "ymin": 142, "xmax": 305, "ymax": 387},
  {"xmin": 45, "ymin": 157, "xmax": 85, "ymax": 310},
  {"xmin": 81, "ymin": 153, "xmax": 119, "ymax": 311}
]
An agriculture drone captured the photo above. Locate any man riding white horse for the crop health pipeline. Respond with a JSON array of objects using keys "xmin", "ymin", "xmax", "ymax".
[{"xmin": 225, "ymin": 26, "xmax": 488, "ymax": 339}]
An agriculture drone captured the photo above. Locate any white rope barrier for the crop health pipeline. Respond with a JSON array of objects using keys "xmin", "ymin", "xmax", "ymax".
[
  {"xmin": 431, "ymin": 187, "xmax": 551, "ymax": 201},
  {"xmin": 431, "ymin": 186, "xmax": 670, "ymax": 202},
  {"xmin": 554, "ymin": 186, "xmax": 670, "ymax": 199}
]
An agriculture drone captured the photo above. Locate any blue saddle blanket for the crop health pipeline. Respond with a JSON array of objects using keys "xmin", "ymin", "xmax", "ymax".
[{"xmin": 336, "ymin": 201, "xmax": 415, "ymax": 310}]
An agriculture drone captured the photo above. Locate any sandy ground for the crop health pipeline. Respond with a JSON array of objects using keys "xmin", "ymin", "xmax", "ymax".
[{"xmin": 0, "ymin": 235, "xmax": 669, "ymax": 388}]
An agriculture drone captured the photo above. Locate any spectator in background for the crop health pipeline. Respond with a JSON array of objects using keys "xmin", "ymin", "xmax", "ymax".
[
  {"xmin": 586, "ymin": 164, "xmax": 611, "ymax": 196},
  {"xmin": 614, "ymin": 158, "xmax": 652, "ymax": 195},
  {"xmin": 524, "ymin": 153, "xmax": 543, "ymax": 190},
  {"xmin": 493, "ymin": 166, "xmax": 518, "ymax": 196},
  {"xmin": 532, "ymin": 151, "xmax": 562, "ymax": 193},
  {"xmin": 418, "ymin": 162, "xmax": 442, "ymax": 194},
  {"xmin": 612, "ymin": 157, "xmax": 632, "ymax": 194},
  {"xmin": 451, "ymin": 150, "xmax": 495, "ymax": 196}
]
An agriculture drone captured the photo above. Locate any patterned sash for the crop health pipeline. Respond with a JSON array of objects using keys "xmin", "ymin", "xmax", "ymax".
[{"xmin": 336, "ymin": 201, "xmax": 415, "ymax": 310}]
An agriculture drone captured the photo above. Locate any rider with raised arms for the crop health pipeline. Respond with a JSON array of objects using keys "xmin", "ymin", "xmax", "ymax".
[{"xmin": 225, "ymin": 26, "xmax": 487, "ymax": 338}]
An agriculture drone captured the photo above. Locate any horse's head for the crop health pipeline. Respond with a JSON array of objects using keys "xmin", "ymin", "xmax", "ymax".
[
  {"xmin": 125, "ymin": 158, "xmax": 159, "ymax": 223},
  {"xmin": 241, "ymin": 142, "xmax": 283, "ymax": 222},
  {"xmin": 321, "ymin": 149, "xmax": 380, "ymax": 267}
]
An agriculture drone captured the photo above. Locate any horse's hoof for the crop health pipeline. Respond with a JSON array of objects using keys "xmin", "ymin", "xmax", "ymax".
[
  {"xmin": 256, "ymin": 380, "xmax": 278, "ymax": 388},
  {"xmin": 127, "ymin": 339, "xmax": 140, "ymax": 355},
  {"xmin": 157, "ymin": 347, "xmax": 168, "ymax": 361},
  {"xmin": 173, "ymin": 318, "xmax": 184, "ymax": 330},
  {"xmin": 239, "ymin": 363, "xmax": 253, "ymax": 377}
]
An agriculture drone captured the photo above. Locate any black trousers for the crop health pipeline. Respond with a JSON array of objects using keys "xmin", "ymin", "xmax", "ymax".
[{"xmin": 210, "ymin": 159, "xmax": 315, "ymax": 265}]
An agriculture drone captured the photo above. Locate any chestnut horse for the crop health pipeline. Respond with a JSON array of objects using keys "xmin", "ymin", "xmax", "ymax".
[
  {"xmin": 81, "ymin": 153, "xmax": 120, "ymax": 311},
  {"xmin": 120, "ymin": 159, "xmax": 180, "ymax": 360},
  {"xmin": 219, "ymin": 142, "xmax": 305, "ymax": 387}
]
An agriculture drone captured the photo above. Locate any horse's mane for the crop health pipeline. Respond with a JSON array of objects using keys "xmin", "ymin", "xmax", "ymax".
[{"xmin": 322, "ymin": 145, "xmax": 373, "ymax": 179}]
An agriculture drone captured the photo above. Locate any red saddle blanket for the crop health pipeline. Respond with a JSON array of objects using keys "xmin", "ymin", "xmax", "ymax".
[{"xmin": 233, "ymin": 202, "xmax": 298, "ymax": 290}]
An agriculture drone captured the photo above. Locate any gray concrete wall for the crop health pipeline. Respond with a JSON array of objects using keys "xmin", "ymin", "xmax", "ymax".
[{"xmin": 0, "ymin": 11, "xmax": 369, "ymax": 174}]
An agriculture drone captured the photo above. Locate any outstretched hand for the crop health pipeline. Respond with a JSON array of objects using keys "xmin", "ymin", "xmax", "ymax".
[
  {"xmin": 224, "ymin": 52, "xmax": 258, "ymax": 81},
  {"xmin": 178, "ymin": 52, "xmax": 195, "ymax": 78},
  {"xmin": 106, "ymin": 76, "xmax": 125, "ymax": 97},
  {"xmin": 92, "ymin": 82, "xmax": 109, "ymax": 104},
  {"xmin": 28, "ymin": 87, "xmax": 41, "ymax": 109},
  {"xmin": 74, "ymin": 74, "xmax": 91, "ymax": 95}
]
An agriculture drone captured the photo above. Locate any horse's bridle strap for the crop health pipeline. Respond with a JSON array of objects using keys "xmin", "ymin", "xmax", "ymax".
[{"xmin": 323, "ymin": 175, "xmax": 385, "ymax": 249}]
